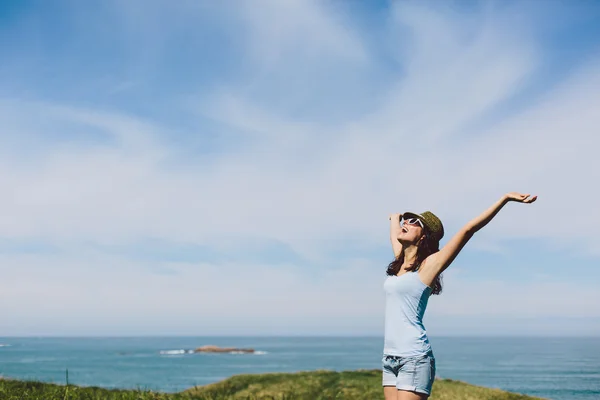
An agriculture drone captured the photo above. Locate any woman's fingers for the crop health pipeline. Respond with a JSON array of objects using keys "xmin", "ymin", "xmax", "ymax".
[
  {"xmin": 519, "ymin": 194, "xmax": 537, "ymax": 203},
  {"xmin": 506, "ymin": 192, "xmax": 537, "ymax": 203}
]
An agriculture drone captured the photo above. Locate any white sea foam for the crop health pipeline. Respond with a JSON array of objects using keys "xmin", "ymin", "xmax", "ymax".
[
  {"xmin": 0, "ymin": 344, "xmax": 11, "ymax": 348},
  {"xmin": 229, "ymin": 350, "xmax": 268, "ymax": 355},
  {"xmin": 159, "ymin": 348, "xmax": 265, "ymax": 355},
  {"xmin": 159, "ymin": 349, "xmax": 193, "ymax": 355}
]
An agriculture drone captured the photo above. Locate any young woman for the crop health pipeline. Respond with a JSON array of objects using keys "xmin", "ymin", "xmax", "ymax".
[{"xmin": 383, "ymin": 192, "xmax": 537, "ymax": 400}]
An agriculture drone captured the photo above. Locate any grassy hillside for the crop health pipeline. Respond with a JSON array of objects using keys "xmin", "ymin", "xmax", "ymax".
[
  {"xmin": 186, "ymin": 370, "xmax": 544, "ymax": 400},
  {"xmin": 0, "ymin": 370, "xmax": 545, "ymax": 400}
]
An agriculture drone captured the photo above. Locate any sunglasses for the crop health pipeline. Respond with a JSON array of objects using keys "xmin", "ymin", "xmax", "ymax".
[{"xmin": 402, "ymin": 217, "xmax": 424, "ymax": 229}]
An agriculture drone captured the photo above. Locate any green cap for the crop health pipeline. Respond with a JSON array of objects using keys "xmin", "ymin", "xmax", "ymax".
[{"xmin": 403, "ymin": 211, "xmax": 444, "ymax": 242}]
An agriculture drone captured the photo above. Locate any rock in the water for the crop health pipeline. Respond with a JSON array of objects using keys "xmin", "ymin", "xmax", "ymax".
[{"xmin": 194, "ymin": 345, "xmax": 255, "ymax": 354}]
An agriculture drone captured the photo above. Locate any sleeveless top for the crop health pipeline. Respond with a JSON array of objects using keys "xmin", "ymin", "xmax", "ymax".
[{"xmin": 383, "ymin": 271, "xmax": 432, "ymax": 357}]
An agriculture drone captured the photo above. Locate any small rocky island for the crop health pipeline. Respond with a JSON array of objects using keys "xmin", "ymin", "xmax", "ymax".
[{"xmin": 194, "ymin": 345, "xmax": 255, "ymax": 354}]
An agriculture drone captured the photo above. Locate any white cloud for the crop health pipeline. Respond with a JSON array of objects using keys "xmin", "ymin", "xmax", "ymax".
[
  {"xmin": 429, "ymin": 270, "xmax": 600, "ymax": 319},
  {"xmin": 1, "ymin": 2, "xmax": 599, "ymax": 334},
  {"xmin": 237, "ymin": 0, "xmax": 367, "ymax": 67},
  {"xmin": 1, "ymin": 251, "xmax": 597, "ymax": 336},
  {"xmin": 0, "ymin": 251, "xmax": 384, "ymax": 335}
]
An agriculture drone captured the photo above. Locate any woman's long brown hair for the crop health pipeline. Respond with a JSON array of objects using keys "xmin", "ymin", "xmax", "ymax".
[{"xmin": 386, "ymin": 233, "xmax": 443, "ymax": 295}]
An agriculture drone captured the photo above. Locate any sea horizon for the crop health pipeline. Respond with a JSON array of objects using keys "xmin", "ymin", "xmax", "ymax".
[
  {"xmin": 1, "ymin": 336, "xmax": 599, "ymax": 399},
  {"xmin": 3, "ymin": 334, "xmax": 600, "ymax": 338}
]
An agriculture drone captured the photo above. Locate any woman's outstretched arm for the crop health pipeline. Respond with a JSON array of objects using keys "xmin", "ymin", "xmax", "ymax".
[
  {"xmin": 419, "ymin": 193, "xmax": 537, "ymax": 285},
  {"xmin": 389, "ymin": 213, "xmax": 403, "ymax": 259}
]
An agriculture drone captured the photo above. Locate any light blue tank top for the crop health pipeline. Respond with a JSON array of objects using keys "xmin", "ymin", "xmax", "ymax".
[{"xmin": 383, "ymin": 271, "xmax": 432, "ymax": 357}]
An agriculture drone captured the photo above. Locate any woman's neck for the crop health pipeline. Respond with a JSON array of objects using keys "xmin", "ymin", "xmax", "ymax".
[{"xmin": 401, "ymin": 245, "xmax": 418, "ymax": 271}]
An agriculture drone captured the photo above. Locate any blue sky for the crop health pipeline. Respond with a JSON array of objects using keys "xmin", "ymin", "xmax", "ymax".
[{"xmin": 1, "ymin": 0, "xmax": 599, "ymax": 336}]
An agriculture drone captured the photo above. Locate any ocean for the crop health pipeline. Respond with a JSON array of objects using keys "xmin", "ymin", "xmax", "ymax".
[{"xmin": 0, "ymin": 336, "xmax": 598, "ymax": 399}]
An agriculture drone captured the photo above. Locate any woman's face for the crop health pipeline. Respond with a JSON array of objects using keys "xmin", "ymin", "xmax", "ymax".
[{"xmin": 397, "ymin": 218, "xmax": 425, "ymax": 244}]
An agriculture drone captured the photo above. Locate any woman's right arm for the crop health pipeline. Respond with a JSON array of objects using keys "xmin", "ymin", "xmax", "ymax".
[{"xmin": 389, "ymin": 213, "xmax": 403, "ymax": 259}]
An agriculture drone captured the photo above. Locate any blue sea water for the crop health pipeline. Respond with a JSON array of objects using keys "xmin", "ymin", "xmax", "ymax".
[{"xmin": 0, "ymin": 336, "xmax": 599, "ymax": 399}]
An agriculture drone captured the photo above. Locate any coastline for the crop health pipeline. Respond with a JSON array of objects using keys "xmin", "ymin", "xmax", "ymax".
[
  {"xmin": 1, "ymin": 370, "xmax": 546, "ymax": 399},
  {"xmin": 3, "ymin": 336, "xmax": 596, "ymax": 398}
]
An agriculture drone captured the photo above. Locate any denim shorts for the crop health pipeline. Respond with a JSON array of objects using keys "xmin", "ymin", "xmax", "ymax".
[{"xmin": 382, "ymin": 351, "xmax": 436, "ymax": 395}]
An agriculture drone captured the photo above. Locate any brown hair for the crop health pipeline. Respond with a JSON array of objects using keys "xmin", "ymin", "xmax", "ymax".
[{"xmin": 386, "ymin": 233, "xmax": 443, "ymax": 295}]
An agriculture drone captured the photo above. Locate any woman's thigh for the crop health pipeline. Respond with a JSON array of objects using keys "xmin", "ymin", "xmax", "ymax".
[
  {"xmin": 383, "ymin": 387, "xmax": 429, "ymax": 400},
  {"xmin": 383, "ymin": 386, "xmax": 398, "ymax": 400},
  {"xmin": 397, "ymin": 389, "xmax": 429, "ymax": 400}
]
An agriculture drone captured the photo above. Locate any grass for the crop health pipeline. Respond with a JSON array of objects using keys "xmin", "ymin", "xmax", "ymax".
[{"xmin": 0, "ymin": 370, "xmax": 546, "ymax": 400}]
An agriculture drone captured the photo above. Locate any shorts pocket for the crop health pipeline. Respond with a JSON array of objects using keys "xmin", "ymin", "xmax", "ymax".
[{"xmin": 382, "ymin": 355, "xmax": 400, "ymax": 374}]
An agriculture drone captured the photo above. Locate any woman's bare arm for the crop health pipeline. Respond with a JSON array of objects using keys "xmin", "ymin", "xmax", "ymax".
[
  {"xmin": 419, "ymin": 193, "xmax": 537, "ymax": 285},
  {"xmin": 389, "ymin": 213, "xmax": 403, "ymax": 259}
]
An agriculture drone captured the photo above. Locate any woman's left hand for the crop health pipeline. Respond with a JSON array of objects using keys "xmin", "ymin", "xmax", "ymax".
[{"xmin": 505, "ymin": 192, "xmax": 538, "ymax": 203}]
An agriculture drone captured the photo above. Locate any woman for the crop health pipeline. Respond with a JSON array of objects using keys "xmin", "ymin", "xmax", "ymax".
[{"xmin": 383, "ymin": 192, "xmax": 537, "ymax": 400}]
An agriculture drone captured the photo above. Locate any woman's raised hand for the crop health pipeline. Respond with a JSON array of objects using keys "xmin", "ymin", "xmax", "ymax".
[
  {"xmin": 505, "ymin": 192, "xmax": 538, "ymax": 203},
  {"xmin": 389, "ymin": 213, "xmax": 403, "ymax": 221}
]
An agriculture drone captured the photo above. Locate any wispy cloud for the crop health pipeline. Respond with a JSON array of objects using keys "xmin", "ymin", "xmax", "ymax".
[{"xmin": 0, "ymin": 0, "xmax": 598, "ymax": 335}]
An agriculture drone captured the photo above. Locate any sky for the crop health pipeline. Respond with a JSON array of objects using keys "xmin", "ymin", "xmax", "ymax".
[{"xmin": 0, "ymin": 0, "xmax": 599, "ymax": 337}]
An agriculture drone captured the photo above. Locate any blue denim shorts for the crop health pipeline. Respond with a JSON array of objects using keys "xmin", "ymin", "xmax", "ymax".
[{"xmin": 382, "ymin": 351, "xmax": 436, "ymax": 395}]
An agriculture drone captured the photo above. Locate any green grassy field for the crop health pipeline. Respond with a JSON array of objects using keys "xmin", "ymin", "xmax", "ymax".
[{"xmin": 0, "ymin": 370, "xmax": 545, "ymax": 400}]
